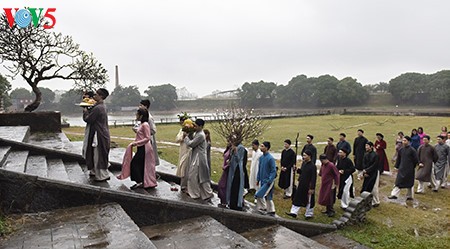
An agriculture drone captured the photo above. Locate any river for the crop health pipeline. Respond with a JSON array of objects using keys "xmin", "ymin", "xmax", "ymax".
[{"xmin": 63, "ymin": 112, "xmax": 216, "ymax": 127}]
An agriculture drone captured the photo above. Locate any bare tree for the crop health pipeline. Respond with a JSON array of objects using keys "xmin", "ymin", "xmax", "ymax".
[
  {"xmin": 211, "ymin": 107, "xmax": 269, "ymax": 145},
  {"xmin": 0, "ymin": 14, "xmax": 108, "ymax": 112}
]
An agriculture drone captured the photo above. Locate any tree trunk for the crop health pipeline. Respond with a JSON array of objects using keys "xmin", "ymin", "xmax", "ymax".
[{"xmin": 24, "ymin": 84, "xmax": 42, "ymax": 112}]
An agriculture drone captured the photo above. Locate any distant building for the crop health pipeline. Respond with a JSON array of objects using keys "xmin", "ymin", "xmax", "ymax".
[{"xmin": 202, "ymin": 90, "xmax": 239, "ymax": 99}]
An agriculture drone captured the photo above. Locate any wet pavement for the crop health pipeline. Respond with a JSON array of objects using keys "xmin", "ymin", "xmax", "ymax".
[
  {"xmin": 0, "ymin": 204, "xmax": 156, "ymax": 249},
  {"xmin": 141, "ymin": 216, "xmax": 257, "ymax": 249},
  {"xmin": 241, "ymin": 225, "xmax": 329, "ymax": 249}
]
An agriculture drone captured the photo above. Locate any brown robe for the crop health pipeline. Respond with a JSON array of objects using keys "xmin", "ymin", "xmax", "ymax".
[
  {"xmin": 416, "ymin": 144, "xmax": 438, "ymax": 182},
  {"xmin": 83, "ymin": 103, "xmax": 110, "ymax": 170}
]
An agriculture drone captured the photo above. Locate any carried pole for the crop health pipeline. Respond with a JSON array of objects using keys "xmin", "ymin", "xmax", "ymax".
[{"xmin": 292, "ymin": 132, "xmax": 299, "ymax": 199}]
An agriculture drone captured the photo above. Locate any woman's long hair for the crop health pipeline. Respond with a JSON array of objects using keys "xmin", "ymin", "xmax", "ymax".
[{"xmin": 137, "ymin": 108, "xmax": 149, "ymax": 123}]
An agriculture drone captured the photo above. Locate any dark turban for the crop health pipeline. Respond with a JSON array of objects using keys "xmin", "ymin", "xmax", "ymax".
[
  {"xmin": 140, "ymin": 99, "xmax": 151, "ymax": 109},
  {"xmin": 195, "ymin": 118, "xmax": 205, "ymax": 127}
]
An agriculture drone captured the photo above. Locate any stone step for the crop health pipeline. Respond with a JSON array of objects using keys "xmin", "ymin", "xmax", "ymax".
[
  {"xmin": 2, "ymin": 150, "xmax": 29, "ymax": 173},
  {"xmin": 0, "ymin": 126, "xmax": 30, "ymax": 142},
  {"xmin": 0, "ymin": 203, "xmax": 156, "ymax": 249},
  {"xmin": 141, "ymin": 216, "xmax": 257, "ymax": 249},
  {"xmin": 240, "ymin": 225, "xmax": 330, "ymax": 249},
  {"xmin": 64, "ymin": 161, "xmax": 89, "ymax": 184},
  {"xmin": 0, "ymin": 146, "xmax": 11, "ymax": 167},
  {"xmin": 25, "ymin": 155, "xmax": 48, "ymax": 178},
  {"xmin": 46, "ymin": 159, "xmax": 70, "ymax": 182}
]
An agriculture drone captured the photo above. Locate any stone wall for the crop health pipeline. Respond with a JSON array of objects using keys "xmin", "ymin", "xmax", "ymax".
[
  {"xmin": 0, "ymin": 169, "xmax": 336, "ymax": 237},
  {"xmin": 0, "ymin": 112, "xmax": 61, "ymax": 132}
]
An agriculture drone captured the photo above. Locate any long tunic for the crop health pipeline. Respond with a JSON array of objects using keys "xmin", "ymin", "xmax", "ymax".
[
  {"xmin": 184, "ymin": 130, "xmax": 212, "ymax": 199},
  {"xmin": 434, "ymin": 143, "xmax": 450, "ymax": 181},
  {"xmin": 226, "ymin": 145, "xmax": 246, "ymax": 210},
  {"xmin": 375, "ymin": 139, "xmax": 389, "ymax": 172},
  {"xmin": 118, "ymin": 122, "xmax": 157, "ymax": 188},
  {"xmin": 410, "ymin": 134, "xmax": 420, "ymax": 150},
  {"xmin": 243, "ymin": 149, "xmax": 250, "ymax": 189},
  {"xmin": 175, "ymin": 129, "xmax": 191, "ymax": 177},
  {"xmin": 218, "ymin": 148, "xmax": 231, "ymax": 204},
  {"xmin": 353, "ymin": 136, "xmax": 368, "ymax": 170},
  {"xmin": 278, "ymin": 148, "xmax": 297, "ymax": 189},
  {"xmin": 324, "ymin": 144, "xmax": 337, "ymax": 163},
  {"xmin": 83, "ymin": 103, "xmax": 110, "ymax": 170},
  {"xmin": 361, "ymin": 151, "xmax": 379, "ymax": 193},
  {"xmin": 249, "ymin": 149, "xmax": 263, "ymax": 190},
  {"xmin": 416, "ymin": 144, "xmax": 438, "ymax": 182},
  {"xmin": 255, "ymin": 152, "xmax": 277, "ymax": 200},
  {"xmin": 292, "ymin": 160, "xmax": 317, "ymax": 208},
  {"xmin": 318, "ymin": 161, "xmax": 340, "ymax": 206},
  {"xmin": 301, "ymin": 144, "xmax": 317, "ymax": 165},
  {"xmin": 148, "ymin": 113, "xmax": 160, "ymax": 166},
  {"xmin": 394, "ymin": 145, "xmax": 418, "ymax": 188},
  {"xmin": 336, "ymin": 157, "xmax": 355, "ymax": 199}
]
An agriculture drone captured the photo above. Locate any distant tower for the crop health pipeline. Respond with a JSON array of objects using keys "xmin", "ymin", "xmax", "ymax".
[{"xmin": 115, "ymin": 65, "xmax": 119, "ymax": 88}]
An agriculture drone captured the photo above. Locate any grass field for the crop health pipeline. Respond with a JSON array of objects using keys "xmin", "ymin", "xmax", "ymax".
[{"xmin": 63, "ymin": 114, "xmax": 450, "ymax": 248}]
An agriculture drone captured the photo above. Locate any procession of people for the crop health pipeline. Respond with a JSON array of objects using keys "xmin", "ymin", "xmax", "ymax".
[{"xmin": 81, "ymin": 91, "xmax": 450, "ymax": 219}]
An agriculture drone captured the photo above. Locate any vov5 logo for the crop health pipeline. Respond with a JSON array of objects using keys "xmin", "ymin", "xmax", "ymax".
[{"xmin": 3, "ymin": 8, "xmax": 56, "ymax": 29}]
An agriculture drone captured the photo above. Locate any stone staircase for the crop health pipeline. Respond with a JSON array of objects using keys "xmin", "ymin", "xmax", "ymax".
[
  {"xmin": 0, "ymin": 126, "xmax": 337, "ymax": 249},
  {"xmin": 0, "ymin": 203, "xmax": 156, "ymax": 249},
  {"xmin": 142, "ymin": 216, "xmax": 329, "ymax": 249}
]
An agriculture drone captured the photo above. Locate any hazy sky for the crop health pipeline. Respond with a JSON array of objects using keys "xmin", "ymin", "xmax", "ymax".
[{"xmin": 2, "ymin": 0, "xmax": 450, "ymax": 97}]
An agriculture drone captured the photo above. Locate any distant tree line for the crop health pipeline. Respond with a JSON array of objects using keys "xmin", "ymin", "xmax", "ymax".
[
  {"xmin": 238, "ymin": 70, "xmax": 450, "ymax": 108},
  {"xmin": 1, "ymin": 69, "xmax": 448, "ymax": 113},
  {"xmin": 238, "ymin": 75, "xmax": 368, "ymax": 108}
]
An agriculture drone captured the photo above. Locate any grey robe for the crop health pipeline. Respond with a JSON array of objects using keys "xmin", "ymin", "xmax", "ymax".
[
  {"xmin": 184, "ymin": 130, "xmax": 213, "ymax": 199},
  {"xmin": 148, "ymin": 114, "xmax": 160, "ymax": 166},
  {"xmin": 394, "ymin": 145, "xmax": 418, "ymax": 188},
  {"xmin": 416, "ymin": 144, "xmax": 438, "ymax": 182},
  {"xmin": 434, "ymin": 143, "xmax": 450, "ymax": 181},
  {"xmin": 83, "ymin": 103, "xmax": 110, "ymax": 170}
]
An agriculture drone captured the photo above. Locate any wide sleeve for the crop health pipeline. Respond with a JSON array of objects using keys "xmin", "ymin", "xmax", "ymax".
[
  {"xmin": 380, "ymin": 140, "xmax": 387, "ymax": 150},
  {"xmin": 256, "ymin": 157, "xmax": 262, "ymax": 182},
  {"xmin": 268, "ymin": 156, "xmax": 277, "ymax": 183},
  {"xmin": 175, "ymin": 129, "xmax": 184, "ymax": 143},
  {"xmin": 134, "ymin": 123, "xmax": 151, "ymax": 147},
  {"xmin": 310, "ymin": 166, "xmax": 317, "ymax": 190},
  {"xmin": 395, "ymin": 148, "xmax": 402, "ymax": 169},
  {"xmin": 290, "ymin": 150, "xmax": 297, "ymax": 167},
  {"xmin": 365, "ymin": 153, "xmax": 379, "ymax": 174},
  {"xmin": 332, "ymin": 164, "xmax": 340, "ymax": 185},
  {"xmin": 83, "ymin": 106, "xmax": 100, "ymax": 124},
  {"xmin": 345, "ymin": 160, "xmax": 356, "ymax": 174},
  {"xmin": 184, "ymin": 132, "xmax": 204, "ymax": 148}
]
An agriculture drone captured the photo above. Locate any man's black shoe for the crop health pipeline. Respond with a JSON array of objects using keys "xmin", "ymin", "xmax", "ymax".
[{"xmin": 285, "ymin": 212, "xmax": 297, "ymax": 218}]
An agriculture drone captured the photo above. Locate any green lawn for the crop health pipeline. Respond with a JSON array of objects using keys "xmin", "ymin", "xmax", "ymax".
[{"xmin": 63, "ymin": 115, "xmax": 450, "ymax": 248}]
